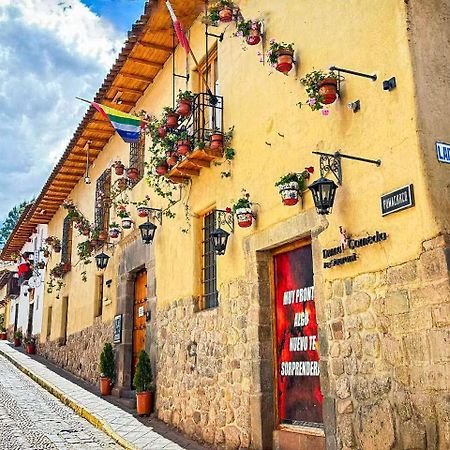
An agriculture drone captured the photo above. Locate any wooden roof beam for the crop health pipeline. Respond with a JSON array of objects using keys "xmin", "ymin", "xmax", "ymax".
[
  {"xmin": 103, "ymin": 99, "xmax": 136, "ymax": 108},
  {"xmin": 111, "ymin": 86, "xmax": 145, "ymax": 95},
  {"xmin": 119, "ymin": 72, "xmax": 154, "ymax": 83},
  {"xmin": 127, "ymin": 57, "xmax": 164, "ymax": 69},
  {"xmin": 83, "ymin": 129, "xmax": 114, "ymax": 137},
  {"xmin": 137, "ymin": 41, "xmax": 173, "ymax": 53}
]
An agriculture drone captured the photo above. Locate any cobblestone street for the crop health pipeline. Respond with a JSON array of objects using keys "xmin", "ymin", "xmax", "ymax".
[{"xmin": 0, "ymin": 354, "xmax": 122, "ymax": 449}]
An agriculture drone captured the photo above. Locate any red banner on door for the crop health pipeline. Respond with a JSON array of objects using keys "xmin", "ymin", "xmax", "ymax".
[{"xmin": 274, "ymin": 243, "xmax": 323, "ymax": 427}]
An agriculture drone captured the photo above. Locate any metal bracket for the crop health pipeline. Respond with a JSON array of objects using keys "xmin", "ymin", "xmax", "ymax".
[
  {"xmin": 174, "ymin": 73, "xmax": 190, "ymax": 81},
  {"xmin": 314, "ymin": 152, "xmax": 343, "ymax": 185},
  {"xmin": 206, "ymin": 31, "xmax": 224, "ymax": 42},
  {"xmin": 329, "ymin": 66, "xmax": 377, "ymax": 81},
  {"xmin": 214, "ymin": 209, "xmax": 234, "ymax": 233},
  {"xmin": 147, "ymin": 208, "xmax": 163, "ymax": 225}
]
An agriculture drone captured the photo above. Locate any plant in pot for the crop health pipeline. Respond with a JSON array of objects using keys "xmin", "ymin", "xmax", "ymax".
[
  {"xmin": 133, "ymin": 196, "xmax": 152, "ymax": 217},
  {"xmin": 133, "ymin": 350, "xmax": 154, "ymax": 416},
  {"xmin": 176, "ymin": 90, "xmax": 195, "ymax": 117},
  {"xmin": 0, "ymin": 315, "xmax": 6, "ymax": 340},
  {"xmin": 154, "ymin": 157, "xmax": 169, "ymax": 175},
  {"xmin": 24, "ymin": 335, "xmax": 36, "ymax": 355},
  {"xmin": 14, "ymin": 330, "xmax": 23, "ymax": 347},
  {"xmin": 109, "ymin": 222, "xmax": 121, "ymax": 239},
  {"xmin": 162, "ymin": 106, "xmax": 179, "ymax": 129},
  {"xmin": 127, "ymin": 167, "xmax": 139, "ymax": 181},
  {"xmin": 175, "ymin": 131, "xmax": 192, "ymax": 156},
  {"xmin": 267, "ymin": 40, "xmax": 295, "ymax": 74},
  {"xmin": 204, "ymin": 0, "xmax": 237, "ymax": 24},
  {"xmin": 166, "ymin": 151, "xmax": 179, "ymax": 167},
  {"xmin": 117, "ymin": 205, "xmax": 133, "ymax": 229},
  {"xmin": 209, "ymin": 130, "xmax": 224, "ymax": 151},
  {"xmin": 275, "ymin": 168, "xmax": 314, "ymax": 206},
  {"xmin": 99, "ymin": 342, "xmax": 115, "ymax": 396},
  {"xmin": 235, "ymin": 19, "xmax": 262, "ymax": 46},
  {"xmin": 299, "ymin": 70, "xmax": 339, "ymax": 111},
  {"xmin": 231, "ymin": 190, "xmax": 256, "ymax": 228},
  {"xmin": 90, "ymin": 227, "xmax": 101, "ymax": 247},
  {"xmin": 37, "ymin": 261, "xmax": 46, "ymax": 270},
  {"xmin": 113, "ymin": 160, "xmax": 125, "ymax": 176}
]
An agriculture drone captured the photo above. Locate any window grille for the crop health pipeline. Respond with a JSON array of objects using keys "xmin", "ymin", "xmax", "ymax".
[
  {"xmin": 95, "ymin": 169, "xmax": 112, "ymax": 232},
  {"xmin": 202, "ymin": 210, "xmax": 218, "ymax": 309},
  {"xmin": 129, "ymin": 133, "xmax": 145, "ymax": 185},
  {"xmin": 61, "ymin": 215, "xmax": 73, "ymax": 266}
]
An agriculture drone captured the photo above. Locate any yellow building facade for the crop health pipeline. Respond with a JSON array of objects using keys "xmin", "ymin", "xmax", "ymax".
[{"xmin": 7, "ymin": 1, "xmax": 447, "ymax": 449}]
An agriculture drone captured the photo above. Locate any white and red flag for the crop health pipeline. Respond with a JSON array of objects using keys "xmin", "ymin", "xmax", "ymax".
[{"xmin": 166, "ymin": 1, "xmax": 191, "ymax": 54}]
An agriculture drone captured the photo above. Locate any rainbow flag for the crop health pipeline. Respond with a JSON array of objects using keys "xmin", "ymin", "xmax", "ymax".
[{"xmin": 92, "ymin": 102, "xmax": 142, "ymax": 143}]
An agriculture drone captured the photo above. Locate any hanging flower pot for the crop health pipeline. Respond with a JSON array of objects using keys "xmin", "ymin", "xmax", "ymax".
[
  {"xmin": 121, "ymin": 217, "xmax": 133, "ymax": 229},
  {"xmin": 209, "ymin": 132, "xmax": 224, "ymax": 150},
  {"xmin": 219, "ymin": 7, "xmax": 233, "ymax": 22},
  {"xmin": 53, "ymin": 245, "xmax": 61, "ymax": 253},
  {"xmin": 109, "ymin": 228, "xmax": 120, "ymax": 239},
  {"xmin": 278, "ymin": 181, "xmax": 300, "ymax": 206},
  {"xmin": 176, "ymin": 140, "xmax": 191, "ymax": 156},
  {"xmin": 117, "ymin": 178, "xmax": 128, "ymax": 192},
  {"xmin": 165, "ymin": 113, "xmax": 179, "ymax": 129},
  {"xmin": 275, "ymin": 48, "xmax": 294, "ymax": 73},
  {"xmin": 318, "ymin": 78, "xmax": 338, "ymax": 105},
  {"xmin": 63, "ymin": 263, "xmax": 71, "ymax": 272},
  {"xmin": 158, "ymin": 126, "xmax": 167, "ymax": 138},
  {"xmin": 176, "ymin": 99, "xmax": 192, "ymax": 117},
  {"xmin": 114, "ymin": 163, "xmax": 125, "ymax": 176},
  {"xmin": 90, "ymin": 239, "xmax": 99, "ymax": 248},
  {"xmin": 246, "ymin": 29, "xmax": 261, "ymax": 46},
  {"xmin": 155, "ymin": 161, "xmax": 169, "ymax": 175},
  {"xmin": 43, "ymin": 250, "xmax": 50, "ymax": 258},
  {"xmin": 98, "ymin": 230, "xmax": 108, "ymax": 241},
  {"xmin": 137, "ymin": 206, "xmax": 151, "ymax": 218},
  {"xmin": 235, "ymin": 207, "xmax": 254, "ymax": 228},
  {"xmin": 166, "ymin": 152, "xmax": 179, "ymax": 166},
  {"xmin": 127, "ymin": 167, "xmax": 139, "ymax": 180},
  {"xmin": 37, "ymin": 262, "xmax": 46, "ymax": 270}
]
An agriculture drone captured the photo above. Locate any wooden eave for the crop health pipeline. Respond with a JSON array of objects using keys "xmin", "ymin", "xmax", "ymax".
[{"xmin": 22, "ymin": 0, "xmax": 204, "ymax": 242}]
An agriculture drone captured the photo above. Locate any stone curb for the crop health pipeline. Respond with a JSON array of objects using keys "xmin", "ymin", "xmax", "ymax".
[{"xmin": 0, "ymin": 345, "xmax": 137, "ymax": 450}]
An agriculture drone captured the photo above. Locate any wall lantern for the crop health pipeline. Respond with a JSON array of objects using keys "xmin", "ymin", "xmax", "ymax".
[
  {"xmin": 95, "ymin": 252, "xmax": 110, "ymax": 270},
  {"xmin": 138, "ymin": 207, "xmax": 163, "ymax": 245},
  {"xmin": 310, "ymin": 151, "xmax": 381, "ymax": 215},
  {"xmin": 211, "ymin": 209, "xmax": 234, "ymax": 256}
]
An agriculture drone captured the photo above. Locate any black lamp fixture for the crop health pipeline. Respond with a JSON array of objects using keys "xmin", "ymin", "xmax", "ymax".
[
  {"xmin": 309, "ymin": 151, "xmax": 381, "ymax": 215},
  {"xmin": 211, "ymin": 209, "xmax": 234, "ymax": 256},
  {"xmin": 95, "ymin": 252, "xmax": 110, "ymax": 270},
  {"xmin": 139, "ymin": 207, "xmax": 163, "ymax": 245}
]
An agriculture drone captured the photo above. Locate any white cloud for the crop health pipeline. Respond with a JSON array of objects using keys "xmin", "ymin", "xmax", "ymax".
[{"xmin": 0, "ymin": 0, "xmax": 124, "ymax": 219}]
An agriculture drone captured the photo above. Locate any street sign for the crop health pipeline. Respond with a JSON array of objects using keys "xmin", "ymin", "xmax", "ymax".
[
  {"xmin": 436, "ymin": 141, "xmax": 450, "ymax": 164},
  {"xmin": 381, "ymin": 184, "xmax": 414, "ymax": 216}
]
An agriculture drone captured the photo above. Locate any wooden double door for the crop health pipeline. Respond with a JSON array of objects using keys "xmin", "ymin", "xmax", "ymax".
[{"xmin": 132, "ymin": 269, "xmax": 147, "ymax": 382}]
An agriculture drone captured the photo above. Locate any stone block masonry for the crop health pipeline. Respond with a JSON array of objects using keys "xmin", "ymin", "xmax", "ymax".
[
  {"xmin": 323, "ymin": 235, "xmax": 450, "ymax": 450},
  {"xmin": 38, "ymin": 317, "xmax": 113, "ymax": 385}
]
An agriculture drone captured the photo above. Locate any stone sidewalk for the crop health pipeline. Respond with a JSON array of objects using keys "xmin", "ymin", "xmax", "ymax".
[{"xmin": 0, "ymin": 342, "xmax": 210, "ymax": 450}]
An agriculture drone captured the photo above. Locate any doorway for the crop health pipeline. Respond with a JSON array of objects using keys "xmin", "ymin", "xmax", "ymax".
[{"xmin": 132, "ymin": 269, "xmax": 147, "ymax": 383}]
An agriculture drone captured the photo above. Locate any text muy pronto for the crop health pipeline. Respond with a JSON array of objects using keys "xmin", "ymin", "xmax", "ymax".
[{"xmin": 280, "ymin": 285, "xmax": 320, "ymax": 377}]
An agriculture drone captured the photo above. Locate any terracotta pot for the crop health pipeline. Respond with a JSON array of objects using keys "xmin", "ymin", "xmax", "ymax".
[
  {"xmin": 156, "ymin": 163, "xmax": 169, "ymax": 175},
  {"xmin": 236, "ymin": 207, "xmax": 254, "ymax": 228},
  {"xmin": 166, "ymin": 154, "xmax": 178, "ymax": 166},
  {"xmin": 90, "ymin": 239, "xmax": 99, "ymax": 248},
  {"xmin": 0, "ymin": 332, "xmax": 7, "ymax": 340},
  {"xmin": 53, "ymin": 245, "xmax": 61, "ymax": 253},
  {"xmin": 114, "ymin": 164, "xmax": 125, "ymax": 176},
  {"xmin": 176, "ymin": 100, "xmax": 192, "ymax": 117},
  {"xmin": 100, "ymin": 377, "xmax": 112, "ymax": 396},
  {"xmin": 121, "ymin": 218, "xmax": 133, "ymax": 230},
  {"xmin": 318, "ymin": 78, "xmax": 338, "ymax": 104},
  {"xmin": 137, "ymin": 206, "xmax": 151, "ymax": 218},
  {"xmin": 158, "ymin": 126, "xmax": 167, "ymax": 138},
  {"xmin": 219, "ymin": 7, "xmax": 233, "ymax": 22},
  {"xmin": 275, "ymin": 49, "xmax": 294, "ymax": 73},
  {"xmin": 43, "ymin": 251, "xmax": 50, "ymax": 258},
  {"xmin": 82, "ymin": 229, "xmax": 90, "ymax": 236},
  {"xmin": 25, "ymin": 343, "xmax": 36, "ymax": 355},
  {"xmin": 127, "ymin": 167, "xmax": 139, "ymax": 180},
  {"xmin": 136, "ymin": 391, "xmax": 152, "ymax": 416},
  {"xmin": 109, "ymin": 228, "xmax": 120, "ymax": 239},
  {"xmin": 14, "ymin": 338, "xmax": 21, "ymax": 347},
  {"xmin": 37, "ymin": 262, "xmax": 46, "ymax": 270},
  {"xmin": 209, "ymin": 133, "xmax": 224, "ymax": 150},
  {"xmin": 98, "ymin": 231, "xmax": 108, "ymax": 241},
  {"xmin": 165, "ymin": 113, "xmax": 179, "ymax": 129},
  {"xmin": 176, "ymin": 140, "xmax": 190, "ymax": 156},
  {"xmin": 279, "ymin": 182, "xmax": 300, "ymax": 206},
  {"xmin": 63, "ymin": 263, "xmax": 71, "ymax": 272},
  {"xmin": 246, "ymin": 29, "xmax": 261, "ymax": 46},
  {"xmin": 118, "ymin": 178, "xmax": 128, "ymax": 191}
]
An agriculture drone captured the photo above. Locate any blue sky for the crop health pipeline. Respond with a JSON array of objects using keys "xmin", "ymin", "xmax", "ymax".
[{"xmin": 0, "ymin": 0, "xmax": 147, "ymax": 223}]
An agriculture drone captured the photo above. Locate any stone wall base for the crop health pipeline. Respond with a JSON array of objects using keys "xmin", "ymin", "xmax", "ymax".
[{"xmin": 37, "ymin": 317, "xmax": 113, "ymax": 385}]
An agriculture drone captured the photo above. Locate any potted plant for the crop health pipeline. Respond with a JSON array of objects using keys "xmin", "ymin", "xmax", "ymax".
[
  {"xmin": 109, "ymin": 222, "xmax": 121, "ymax": 239},
  {"xmin": 117, "ymin": 177, "xmax": 128, "ymax": 192},
  {"xmin": 209, "ymin": 131, "xmax": 224, "ymax": 150},
  {"xmin": 275, "ymin": 169, "xmax": 313, "ymax": 206},
  {"xmin": 235, "ymin": 19, "xmax": 262, "ymax": 46},
  {"xmin": 47, "ymin": 236, "xmax": 62, "ymax": 253},
  {"xmin": 14, "ymin": 330, "xmax": 23, "ymax": 347},
  {"xmin": 98, "ymin": 229, "xmax": 108, "ymax": 242},
  {"xmin": 162, "ymin": 107, "xmax": 179, "ymax": 129},
  {"xmin": 134, "ymin": 196, "xmax": 152, "ymax": 217},
  {"xmin": 127, "ymin": 167, "xmax": 139, "ymax": 181},
  {"xmin": 133, "ymin": 350, "xmax": 154, "ymax": 416},
  {"xmin": 117, "ymin": 206, "xmax": 133, "ymax": 229},
  {"xmin": 37, "ymin": 261, "xmax": 46, "ymax": 270},
  {"xmin": 300, "ymin": 70, "xmax": 339, "ymax": 110},
  {"xmin": 114, "ymin": 160, "xmax": 125, "ymax": 176},
  {"xmin": 24, "ymin": 336, "xmax": 36, "ymax": 355},
  {"xmin": 0, "ymin": 327, "xmax": 6, "ymax": 340},
  {"xmin": 99, "ymin": 342, "xmax": 115, "ymax": 396},
  {"xmin": 155, "ymin": 158, "xmax": 169, "ymax": 175},
  {"xmin": 176, "ymin": 90, "xmax": 195, "ymax": 117},
  {"xmin": 231, "ymin": 190, "xmax": 256, "ymax": 228},
  {"xmin": 267, "ymin": 40, "xmax": 295, "ymax": 74},
  {"xmin": 206, "ymin": 0, "xmax": 237, "ymax": 23},
  {"xmin": 166, "ymin": 151, "xmax": 179, "ymax": 167},
  {"xmin": 175, "ymin": 131, "xmax": 191, "ymax": 156},
  {"xmin": 158, "ymin": 125, "xmax": 167, "ymax": 138},
  {"xmin": 90, "ymin": 227, "xmax": 101, "ymax": 247}
]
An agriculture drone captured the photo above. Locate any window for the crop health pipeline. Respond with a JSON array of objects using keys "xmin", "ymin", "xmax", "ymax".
[
  {"xmin": 95, "ymin": 169, "xmax": 112, "ymax": 233},
  {"xmin": 61, "ymin": 296, "xmax": 69, "ymax": 345},
  {"xmin": 61, "ymin": 215, "xmax": 73, "ymax": 266},
  {"xmin": 202, "ymin": 210, "xmax": 218, "ymax": 309},
  {"xmin": 95, "ymin": 275, "xmax": 104, "ymax": 318},
  {"xmin": 46, "ymin": 307, "xmax": 52, "ymax": 338},
  {"xmin": 129, "ymin": 133, "xmax": 145, "ymax": 185}
]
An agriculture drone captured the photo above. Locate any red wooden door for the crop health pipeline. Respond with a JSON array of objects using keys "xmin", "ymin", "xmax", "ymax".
[{"xmin": 132, "ymin": 270, "xmax": 147, "ymax": 381}]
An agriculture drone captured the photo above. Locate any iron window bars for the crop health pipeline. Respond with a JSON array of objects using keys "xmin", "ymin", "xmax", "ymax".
[
  {"xmin": 61, "ymin": 215, "xmax": 73, "ymax": 266},
  {"xmin": 202, "ymin": 210, "xmax": 218, "ymax": 309},
  {"xmin": 129, "ymin": 134, "xmax": 146, "ymax": 185},
  {"xmin": 95, "ymin": 168, "xmax": 112, "ymax": 232}
]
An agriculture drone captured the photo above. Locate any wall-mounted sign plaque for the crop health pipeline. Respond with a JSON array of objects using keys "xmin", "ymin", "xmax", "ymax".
[
  {"xmin": 436, "ymin": 141, "xmax": 450, "ymax": 164},
  {"xmin": 381, "ymin": 184, "xmax": 414, "ymax": 216},
  {"xmin": 113, "ymin": 314, "xmax": 122, "ymax": 344}
]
